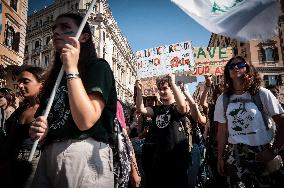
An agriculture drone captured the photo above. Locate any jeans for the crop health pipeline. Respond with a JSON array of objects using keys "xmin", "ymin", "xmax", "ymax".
[{"xmin": 188, "ymin": 143, "xmax": 203, "ymax": 188}]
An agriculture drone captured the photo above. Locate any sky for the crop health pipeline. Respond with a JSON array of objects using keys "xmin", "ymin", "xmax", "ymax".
[{"xmin": 28, "ymin": 0, "xmax": 212, "ymax": 94}]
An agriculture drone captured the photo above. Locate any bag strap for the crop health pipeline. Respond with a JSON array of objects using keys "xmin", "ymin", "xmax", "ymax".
[{"xmin": 251, "ymin": 92, "xmax": 269, "ymax": 130}]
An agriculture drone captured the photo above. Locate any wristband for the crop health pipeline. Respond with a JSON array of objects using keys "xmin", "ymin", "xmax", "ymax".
[{"xmin": 66, "ymin": 73, "xmax": 80, "ymax": 80}]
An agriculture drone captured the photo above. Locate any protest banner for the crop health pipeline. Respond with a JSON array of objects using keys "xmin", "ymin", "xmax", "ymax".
[
  {"xmin": 136, "ymin": 41, "xmax": 195, "ymax": 79},
  {"xmin": 190, "ymin": 47, "xmax": 233, "ymax": 76}
]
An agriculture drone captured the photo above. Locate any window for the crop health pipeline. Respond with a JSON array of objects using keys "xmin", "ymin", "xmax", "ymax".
[
  {"xmin": 263, "ymin": 75, "xmax": 278, "ymax": 86},
  {"xmin": 86, "ymin": 2, "xmax": 90, "ymax": 9},
  {"xmin": 10, "ymin": 0, "xmax": 18, "ymax": 11},
  {"xmin": 103, "ymin": 31, "xmax": 105, "ymax": 41},
  {"xmin": 264, "ymin": 48, "xmax": 274, "ymax": 62},
  {"xmin": 24, "ymin": 45, "xmax": 28, "ymax": 54},
  {"xmin": 44, "ymin": 55, "xmax": 49, "ymax": 66},
  {"xmin": 45, "ymin": 36, "xmax": 50, "ymax": 45},
  {"xmin": 5, "ymin": 26, "xmax": 15, "ymax": 48},
  {"xmin": 259, "ymin": 45, "xmax": 279, "ymax": 62},
  {"xmin": 35, "ymin": 40, "xmax": 40, "ymax": 49}
]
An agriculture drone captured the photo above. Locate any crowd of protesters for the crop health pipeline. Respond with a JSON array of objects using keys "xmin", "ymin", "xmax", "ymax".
[{"xmin": 0, "ymin": 12, "xmax": 284, "ymax": 188}]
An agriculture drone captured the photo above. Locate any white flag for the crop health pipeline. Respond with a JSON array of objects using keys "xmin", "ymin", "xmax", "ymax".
[{"xmin": 171, "ymin": 0, "xmax": 279, "ymax": 41}]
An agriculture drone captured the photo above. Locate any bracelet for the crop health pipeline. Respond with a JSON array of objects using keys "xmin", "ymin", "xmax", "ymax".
[{"xmin": 66, "ymin": 73, "xmax": 80, "ymax": 80}]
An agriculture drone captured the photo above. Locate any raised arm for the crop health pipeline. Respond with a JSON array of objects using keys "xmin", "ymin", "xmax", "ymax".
[
  {"xmin": 200, "ymin": 75, "xmax": 212, "ymax": 110},
  {"xmin": 135, "ymin": 80, "xmax": 154, "ymax": 117},
  {"xmin": 168, "ymin": 74, "xmax": 187, "ymax": 114},
  {"xmin": 181, "ymin": 85, "xmax": 206, "ymax": 124}
]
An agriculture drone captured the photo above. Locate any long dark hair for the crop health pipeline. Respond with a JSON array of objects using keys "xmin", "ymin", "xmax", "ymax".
[
  {"xmin": 41, "ymin": 13, "xmax": 97, "ymax": 106},
  {"xmin": 17, "ymin": 65, "xmax": 46, "ymax": 104},
  {"xmin": 223, "ymin": 56, "xmax": 261, "ymax": 96}
]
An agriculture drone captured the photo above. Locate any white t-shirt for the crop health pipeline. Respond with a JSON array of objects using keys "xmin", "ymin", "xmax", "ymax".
[{"xmin": 214, "ymin": 87, "xmax": 284, "ymax": 146}]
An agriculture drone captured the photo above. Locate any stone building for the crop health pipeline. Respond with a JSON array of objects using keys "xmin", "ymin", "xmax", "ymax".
[
  {"xmin": 24, "ymin": 0, "xmax": 136, "ymax": 104},
  {"xmin": 207, "ymin": 2, "xmax": 284, "ymax": 102},
  {"xmin": 0, "ymin": 0, "xmax": 28, "ymax": 89}
]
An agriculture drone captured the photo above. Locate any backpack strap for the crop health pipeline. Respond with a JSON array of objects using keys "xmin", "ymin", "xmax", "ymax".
[
  {"xmin": 251, "ymin": 92, "xmax": 269, "ymax": 130},
  {"xmin": 223, "ymin": 93, "xmax": 230, "ymax": 123}
]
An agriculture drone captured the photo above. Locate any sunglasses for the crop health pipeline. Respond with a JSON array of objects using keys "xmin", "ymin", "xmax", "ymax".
[{"xmin": 228, "ymin": 62, "xmax": 247, "ymax": 70}]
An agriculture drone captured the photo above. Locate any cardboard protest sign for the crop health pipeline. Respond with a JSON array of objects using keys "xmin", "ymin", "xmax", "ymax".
[
  {"xmin": 190, "ymin": 47, "xmax": 233, "ymax": 76},
  {"xmin": 139, "ymin": 75, "xmax": 196, "ymax": 96},
  {"xmin": 140, "ymin": 79, "xmax": 158, "ymax": 96},
  {"xmin": 136, "ymin": 41, "xmax": 195, "ymax": 79}
]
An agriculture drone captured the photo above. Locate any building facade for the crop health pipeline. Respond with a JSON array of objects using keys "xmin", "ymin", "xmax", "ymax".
[
  {"xmin": 0, "ymin": 0, "xmax": 28, "ymax": 89},
  {"xmin": 207, "ymin": 2, "xmax": 284, "ymax": 102},
  {"xmin": 25, "ymin": 0, "xmax": 136, "ymax": 104}
]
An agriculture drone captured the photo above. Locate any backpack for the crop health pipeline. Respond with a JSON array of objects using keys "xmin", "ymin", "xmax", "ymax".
[
  {"xmin": 223, "ymin": 91, "xmax": 269, "ymax": 130},
  {"xmin": 112, "ymin": 117, "xmax": 133, "ymax": 188}
]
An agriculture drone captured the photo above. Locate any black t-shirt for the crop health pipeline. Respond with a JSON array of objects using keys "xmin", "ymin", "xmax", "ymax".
[
  {"xmin": 152, "ymin": 104, "xmax": 188, "ymax": 155},
  {"xmin": 46, "ymin": 58, "xmax": 117, "ymax": 143},
  {"xmin": 151, "ymin": 104, "xmax": 189, "ymax": 187}
]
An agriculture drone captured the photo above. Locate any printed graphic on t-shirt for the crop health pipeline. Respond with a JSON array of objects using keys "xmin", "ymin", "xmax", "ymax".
[
  {"xmin": 156, "ymin": 110, "xmax": 171, "ymax": 128},
  {"xmin": 48, "ymin": 85, "xmax": 71, "ymax": 130},
  {"xmin": 228, "ymin": 102, "xmax": 256, "ymax": 136}
]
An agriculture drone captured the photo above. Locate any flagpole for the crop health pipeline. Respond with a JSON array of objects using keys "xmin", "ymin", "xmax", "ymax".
[{"xmin": 28, "ymin": 0, "xmax": 97, "ymax": 162}]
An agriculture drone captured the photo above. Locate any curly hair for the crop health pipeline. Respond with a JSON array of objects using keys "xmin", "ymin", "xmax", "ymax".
[{"xmin": 223, "ymin": 56, "xmax": 262, "ymax": 96}]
